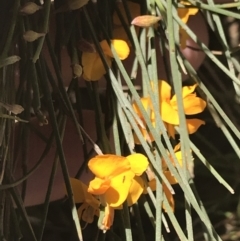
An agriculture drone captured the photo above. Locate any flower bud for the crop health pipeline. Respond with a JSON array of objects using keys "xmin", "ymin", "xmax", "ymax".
[
  {"xmin": 72, "ymin": 64, "xmax": 83, "ymax": 78},
  {"xmin": 20, "ymin": 2, "xmax": 43, "ymax": 15},
  {"xmin": 131, "ymin": 15, "xmax": 161, "ymax": 27},
  {"xmin": 23, "ymin": 30, "xmax": 45, "ymax": 42},
  {"xmin": 0, "ymin": 55, "xmax": 21, "ymax": 68}
]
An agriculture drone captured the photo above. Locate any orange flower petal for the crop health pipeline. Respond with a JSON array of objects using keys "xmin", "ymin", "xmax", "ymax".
[
  {"xmin": 100, "ymin": 40, "xmax": 112, "ymax": 57},
  {"xmin": 164, "ymin": 122, "xmax": 176, "ymax": 138},
  {"xmin": 148, "ymin": 179, "xmax": 156, "ymax": 191},
  {"xmin": 82, "ymin": 52, "xmax": 111, "ymax": 81},
  {"xmin": 164, "ymin": 171, "xmax": 178, "ymax": 185},
  {"xmin": 132, "ymin": 97, "xmax": 155, "ymax": 120},
  {"xmin": 177, "ymin": 8, "xmax": 198, "ymax": 24},
  {"xmin": 179, "ymin": 28, "xmax": 189, "ymax": 49},
  {"xmin": 186, "ymin": 119, "xmax": 205, "ymax": 134},
  {"xmin": 127, "ymin": 176, "xmax": 145, "ymax": 206},
  {"xmin": 158, "ymin": 80, "xmax": 172, "ymax": 101},
  {"xmin": 88, "ymin": 155, "xmax": 131, "ymax": 178},
  {"xmin": 82, "ymin": 205, "xmax": 97, "ymax": 223},
  {"xmin": 68, "ymin": 178, "xmax": 86, "ymax": 203},
  {"xmin": 88, "ymin": 177, "xmax": 111, "ymax": 195},
  {"xmin": 100, "ymin": 205, "xmax": 114, "ymax": 231},
  {"xmin": 182, "ymin": 95, "xmax": 206, "ymax": 115},
  {"xmin": 77, "ymin": 203, "xmax": 88, "ymax": 220},
  {"xmin": 170, "ymin": 84, "xmax": 197, "ymax": 104},
  {"xmin": 163, "ymin": 183, "xmax": 175, "ymax": 212},
  {"xmin": 161, "ymin": 101, "xmax": 179, "ymax": 125},
  {"xmin": 104, "ymin": 171, "xmax": 134, "ymax": 207},
  {"xmin": 182, "ymin": 84, "xmax": 197, "ymax": 97},
  {"xmin": 126, "ymin": 153, "xmax": 149, "ymax": 176}
]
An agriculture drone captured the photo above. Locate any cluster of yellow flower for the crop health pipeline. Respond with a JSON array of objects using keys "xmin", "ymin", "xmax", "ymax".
[
  {"xmin": 133, "ymin": 80, "xmax": 206, "ymax": 142},
  {"xmin": 70, "ymin": 80, "xmax": 206, "ymax": 231},
  {"xmin": 70, "ymin": 154, "xmax": 149, "ymax": 231},
  {"xmin": 69, "ymin": 1, "xmax": 205, "ymax": 233},
  {"xmin": 69, "ymin": 145, "xmax": 186, "ymax": 231}
]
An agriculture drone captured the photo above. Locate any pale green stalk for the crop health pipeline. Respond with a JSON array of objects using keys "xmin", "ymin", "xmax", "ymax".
[
  {"xmin": 157, "ymin": 0, "xmax": 240, "ymax": 87},
  {"xmin": 166, "ymin": 2, "xmax": 193, "ymax": 239},
  {"xmin": 208, "ymin": 104, "xmax": 240, "ymax": 160},
  {"xmin": 162, "ymin": 193, "xmax": 189, "ymax": 240},
  {"xmin": 189, "ymin": 140, "xmax": 234, "ymax": 194},
  {"xmin": 141, "ymin": 195, "xmax": 156, "ymax": 228},
  {"xmin": 186, "ymin": 0, "xmax": 240, "ymax": 18},
  {"xmin": 109, "ymin": 71, "xmax": 174, "ymax": 195},
  {"xmin": 206, "ymin": 0, "xmax": 240, "ymax": 113},
  {"xmin": 183, "ymin": 58, "xmax": 240, "ymax": 140},
  {"xmin": 140, "ymin": 28, "xmax": 148, "ymax": 97},
  {"xmin": 123, "ymin": 202, "xmax": 133, "ymax": 241}
]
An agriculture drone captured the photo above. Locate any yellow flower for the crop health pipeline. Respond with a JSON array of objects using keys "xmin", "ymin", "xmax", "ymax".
[
  {"xmin": 146, "ymin": 145, "xmax": 183, "ymax": 211},
  {"xmin": 158, "ymin": 80, "xmax": 206, "ymax": 138},
  {"xmin": 88, "ymin": 154, "xmax": 148, "ymax": 207},
  {"xmin": 68, "ymin": 178, "xmax": 100, "ymax": 224},
  {"xmin": 178, "ymin": 2, "xmax": 199, "ymax": 48},
  {"xmin": 127, "ymin": 176, "xmax": 146, "ymax": 206},
  {"xmin": 132, "ymin": 81, "xmax": 206, "ymax": 142},
  {"xmin": 177, "ymin": 5, "xmax": 198, "ymax": 24},
  {"xmin": 87, "ymin": 153, "xmax": 149, "ymax": 230},
  {"xmin": 82, "ymin": 39, "xmax": 130, "ymax": 81}
]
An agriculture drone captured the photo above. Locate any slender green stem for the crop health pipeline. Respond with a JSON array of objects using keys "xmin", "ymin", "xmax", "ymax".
[
  {"xmin": 32, "ymin": 0, "xmax": 51, "ymax": 63},
  {"xmin": 39, "ymin": 56, "xmax": 83, "ymax": 241},
  {"xmin": 0, "ymin": 0, "xmax": 20, "ymax": 58},
  {"xmin": 162, "ymin": 193, "xmax": 188, "ymax": 240},
  {"xmin": 122, "ymin": 202, "xmax": 133, "ymax": 241},
  {"xmin": 37, "ymin": 115, "xmax": 66, "ymax": 241},
  {"xmin": 45, "ymin": 35, "xmax": 84, "ymax": 144},
  {"xmin": 188, "ymin": 0, "xmax": 240, "ymax": 18},
  {"xmin": 183, "ymin": 58, "xmax": 240, "ymax": 140},
  {"xmin": 92, "ymin": 82, "xmax": 111, "ymax": 153},
  {"xmin": 0, "ymin": 191, "xmax": 5, "ymax": 239},
  {"xmin": 112, "ymin": 96, "xmax": 121, "ymax": 156},
  {"xmin": 9, "ymin": 183, "xmax": 37, "ymax": 241},
  {"xmin": 141, "ymin": 195, "xmax": 156, "ymax": 229},
  {"xmin": 190, "ymin": 141, "xmax": 234, "ymax": 194}
]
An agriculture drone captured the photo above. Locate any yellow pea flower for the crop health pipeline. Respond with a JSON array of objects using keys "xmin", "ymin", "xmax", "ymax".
[
  {"xmin": 132, "ymin": 81, "xmax": 206, "ymax": 142},
  {"xmin": 178, "ymin": 2, "xmax": 199, "ymax": 48},
  {"xmin": 178, "ymin": 4, "xmax": 198, "ymax": 24},
  {"xmin": 146, "ymin": 144, "xmax": 184, "ymax": 211},
  {"xmin": 158, "ymin": 80, "xmax": 206, "ymax": 137},
  {"xmin": 82, "ymin": 39, "xmax": 130, "ymax": 81},
  {"xmin": 87, "ymin": 153, "xmax": 149, "ymax": 230}
]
